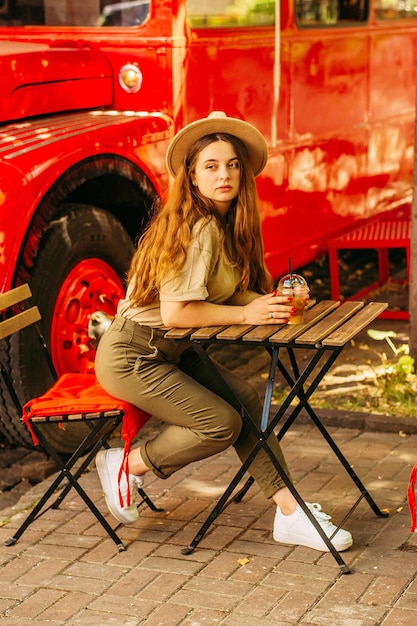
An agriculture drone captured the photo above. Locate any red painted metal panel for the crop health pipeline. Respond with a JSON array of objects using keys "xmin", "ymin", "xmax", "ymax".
[
  {"xmin": 0, "ymin": 0, "xmax": 416, "ymax": 284},
  {"xmin": 0, "ymin": 41, "xmax": 113, "ymax": 122}
]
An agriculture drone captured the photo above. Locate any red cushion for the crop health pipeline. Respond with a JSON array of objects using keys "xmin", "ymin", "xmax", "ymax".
[{"xmin": 22, "ymin": 373, "xmax": 151, "ymax": 449}]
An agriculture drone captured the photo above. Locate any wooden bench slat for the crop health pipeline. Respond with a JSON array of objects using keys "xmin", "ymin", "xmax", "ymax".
[
  {"xmin": 0, "ymin": 284, "xmax": 32, "ymax": 311},
  {"xmin": 295, "ymin": 301, "xmax": 364, "ymax": 346},
  {"xmin": 328, "ymin": 219, "xmax": 409, "ymax": 320},
  {"xmin": 0, "ymin": 307, "xmax": 41, "ymax": 340},
  {"xmin": 321, "ymin": 302, "xmax": 388, "ymax": 347},
  {"xmin": 29, "ymin": 409, "xmax": 123, "ymax": 423}
]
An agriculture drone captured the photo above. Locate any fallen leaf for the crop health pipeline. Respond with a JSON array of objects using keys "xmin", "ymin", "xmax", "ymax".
[{"xmin": 237, "ymin": 558, "xmax": 250, "ymax": 566}]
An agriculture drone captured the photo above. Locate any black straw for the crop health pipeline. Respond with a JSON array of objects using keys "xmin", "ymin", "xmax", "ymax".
[{"xmin": 288, "ymin": 257, "xmax": 292, "ymax": 281}]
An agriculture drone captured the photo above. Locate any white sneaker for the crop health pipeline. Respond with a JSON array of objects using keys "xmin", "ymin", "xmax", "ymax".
[
  {"xmin": 273, "ymin": 502, "xmax": 353, "ymax": 552},
  {"xmin": 95, "ymin": 448, "xmax": 143, "ymax": 524}
]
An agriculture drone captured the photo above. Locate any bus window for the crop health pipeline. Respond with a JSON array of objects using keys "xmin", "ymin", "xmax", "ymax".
[
  {"xmin": 186, "ymin": 0, "xmax": 275, "ymax": 28},
  {"xmin": 0, "ymin": 0, "xmax": 150, "ymax": 27},
  {"xmin": 296, "ymin": 0, "xmax": 368, "ymax": 25},
  {"xmin": 98, "ymin": 0, "xmax": 150, "ymax": 26},
  {"xmin": 374, "ymin": 0, "xmax": 417, "ymax": 19}
]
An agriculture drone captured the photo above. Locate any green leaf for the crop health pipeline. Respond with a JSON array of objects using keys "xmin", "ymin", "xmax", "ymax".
[
  {"xmin": 395, "ymin": 355, "xmax": 415, "ymax": 375},
  {"xmin": 367, "ymin": 329, "xmax": 397, "ymax": 341}
]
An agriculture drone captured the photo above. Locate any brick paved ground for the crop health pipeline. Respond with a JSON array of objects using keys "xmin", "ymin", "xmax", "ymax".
[{"xmin": 0, "ymin": 416, "xmax": 416, "ymax": 625}]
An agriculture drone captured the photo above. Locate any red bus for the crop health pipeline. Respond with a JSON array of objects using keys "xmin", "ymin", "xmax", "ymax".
[{"xmin": 0, "ymin": 0, "xmax": 416, "ymax": 452}]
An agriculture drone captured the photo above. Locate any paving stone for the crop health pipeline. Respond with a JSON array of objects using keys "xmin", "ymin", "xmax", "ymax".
[
  {"xmin": 39, "ymin": 591, "xmax": 97, "ymax": 622},
  {"xmin": 381, "ymin": 607, "xmax": 417, "ymax": 625},
  {"xmin": 140, "ymin": 603, "xmax": 191, "ymax": 626},
  {"xmin": 301, "ymin": 603, "xmax": 387, "ymax": 625},
  {"xmin": 7, "ymin": 588, "xmax": 64, "ymax": 619}
]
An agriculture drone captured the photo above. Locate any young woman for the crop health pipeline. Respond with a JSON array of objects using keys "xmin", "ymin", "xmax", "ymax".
[{"xmin": 95, "ymin": 112, "xmax": 352, "ymax": 552}]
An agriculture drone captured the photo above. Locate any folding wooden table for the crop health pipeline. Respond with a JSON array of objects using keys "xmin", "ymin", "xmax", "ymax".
[{"xmin": 165, "ymin": 300, "xmax": 389, "ymax": 574}]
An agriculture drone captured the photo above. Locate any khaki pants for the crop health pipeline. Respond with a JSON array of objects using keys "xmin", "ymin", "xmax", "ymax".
[{"xmin": 95, "ymin": 315, "xmax": 292, "ymax": 498}]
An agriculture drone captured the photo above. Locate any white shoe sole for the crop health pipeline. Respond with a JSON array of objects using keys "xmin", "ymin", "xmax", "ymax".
[{"xmin": 273, "ymin": 529, "xmax": 353, "ymax": 552}]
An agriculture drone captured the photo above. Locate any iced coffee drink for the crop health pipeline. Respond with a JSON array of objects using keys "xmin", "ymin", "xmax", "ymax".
[{"xmin": 277, "ymin": 273, "xmax": 309, "ymax": 325}]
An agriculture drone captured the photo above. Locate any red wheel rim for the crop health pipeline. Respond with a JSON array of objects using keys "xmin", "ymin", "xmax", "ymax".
[{"xmin": 50, "ymin": 259, "xmax": 124, "ymax": 375}]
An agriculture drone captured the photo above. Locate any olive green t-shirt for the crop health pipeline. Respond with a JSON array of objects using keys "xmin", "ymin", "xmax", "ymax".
[{"xmin": 117, "ymin": 217, "xmax": 242, "ymax": 328}]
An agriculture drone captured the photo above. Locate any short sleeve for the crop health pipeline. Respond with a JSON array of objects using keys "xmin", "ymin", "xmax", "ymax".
[{"xmin": 160, "ymin": 219, "xmax": 220, "ymax": 302}]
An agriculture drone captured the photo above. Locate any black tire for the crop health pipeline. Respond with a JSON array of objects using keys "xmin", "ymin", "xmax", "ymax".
[{"xmin": 0, "ymin": 204, "xmax": 134, "ymax": 454}]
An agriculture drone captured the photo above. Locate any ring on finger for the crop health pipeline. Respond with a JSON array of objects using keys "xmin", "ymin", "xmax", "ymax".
[{"xmin": 269, "ymin": 312, "xmax": 274, "ymax": 319}]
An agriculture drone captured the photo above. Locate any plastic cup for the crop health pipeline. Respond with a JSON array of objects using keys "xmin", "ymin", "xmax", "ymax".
[{"xmin": 276, "ymin": 273, "xmax": 309, "ymax": 324}]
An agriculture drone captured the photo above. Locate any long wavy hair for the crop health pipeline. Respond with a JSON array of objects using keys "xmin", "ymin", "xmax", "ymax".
[{"xmin": 128, "ymin": 132, "xmax": 273, "ymax": 306}]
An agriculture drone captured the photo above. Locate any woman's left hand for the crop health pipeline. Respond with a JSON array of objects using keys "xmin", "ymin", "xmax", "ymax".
[{"xmin": 242, "ymin": 292, "xmax": 298, "ymax": 325}]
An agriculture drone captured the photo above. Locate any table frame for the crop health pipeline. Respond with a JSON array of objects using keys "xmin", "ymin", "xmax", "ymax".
[{"xmin": 165, "ymin": 300, "xmax": 389, "ymax": 575}]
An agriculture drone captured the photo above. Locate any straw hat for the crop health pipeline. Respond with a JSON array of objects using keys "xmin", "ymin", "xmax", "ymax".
[{"xmin": 166, "ymin": 111, "xmax": 268, "ymax": 178}]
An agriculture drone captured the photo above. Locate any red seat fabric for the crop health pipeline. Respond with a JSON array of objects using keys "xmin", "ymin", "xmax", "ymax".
[{"xmin": 23, "ymin": 372, "xmax": 150, "ymax": 433}]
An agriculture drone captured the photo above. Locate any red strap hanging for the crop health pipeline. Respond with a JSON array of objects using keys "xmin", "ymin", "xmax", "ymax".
[{"xmin": 407, "ymin": 462, "xmax": 417, "ymax": 533}]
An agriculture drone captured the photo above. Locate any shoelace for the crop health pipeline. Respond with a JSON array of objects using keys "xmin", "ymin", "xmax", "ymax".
[
  {"xmin": 305, "ymin": 502, "xmax": 336, "ymax": 531},
  {"xmin": 130, "ymin": 474, "xmax": 143, "ymax": 491},
  {"xmin": 118, "ymin": 463, "xmax": 143, "ymax": 508}
]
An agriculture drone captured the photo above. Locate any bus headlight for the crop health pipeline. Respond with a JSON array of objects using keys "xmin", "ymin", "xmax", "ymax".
[{"xmin": 118, "ymin": 63, "xmax": 143, "ymax": 93}]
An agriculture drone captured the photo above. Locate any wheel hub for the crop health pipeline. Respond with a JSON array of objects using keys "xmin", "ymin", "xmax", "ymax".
[{"xmin": 50, "ymin": 258, "xmax": 124, "ymax": 374}]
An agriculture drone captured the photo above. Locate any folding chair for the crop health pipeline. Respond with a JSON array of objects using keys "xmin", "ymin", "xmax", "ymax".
[{"xmin": 0, "ymin": 284, "xmax": 162, "ymax": 552}]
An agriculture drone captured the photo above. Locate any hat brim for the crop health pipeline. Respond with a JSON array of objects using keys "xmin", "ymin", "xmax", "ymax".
[{"xmin": 166, "ymin": 114, "xmax": 268, "ymax": 178}]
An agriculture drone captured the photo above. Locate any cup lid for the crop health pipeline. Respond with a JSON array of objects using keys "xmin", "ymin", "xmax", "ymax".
[{"xmin": 278, "ymin": 273, "xmax": 308, "ymax": 289}]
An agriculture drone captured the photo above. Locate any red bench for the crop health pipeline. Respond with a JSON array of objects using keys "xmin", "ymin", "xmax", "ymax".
[{"xmin": 327, "ymin": 219, "xmax": 410, "ymax": 320}]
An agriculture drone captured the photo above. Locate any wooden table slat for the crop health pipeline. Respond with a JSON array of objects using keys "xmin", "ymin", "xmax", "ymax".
[
  {"xmin": 239, "ymin": 299, "xmax": 321, "ymax": 344},
  {"xmin": 215, "ymin": 325, "xmax": 254, "ymax": 341},
  {"xmin": 268, "ymin": 300, "xmax": 340, "ymax": 345},
  {"xmin": 164, "ymin": 328, "xmax": 194, "ymax": 340},
  {"xmin": 241, "ymin": 323, "xmax": 286, "ymax": 342},
  {"xmin": 295, "ymin": 301, "xmax": 365, "ymax": 346},
  {"xmin": 163, "ymin": 300, "xmax": 387, "ymax": 348},
  {"xmin": 321, "ymin": 302, "xmax": 388, "ymax": 347},
  {"xmin": 191, "ymin": 326, "xmax": 227, "ymax": 340}
]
